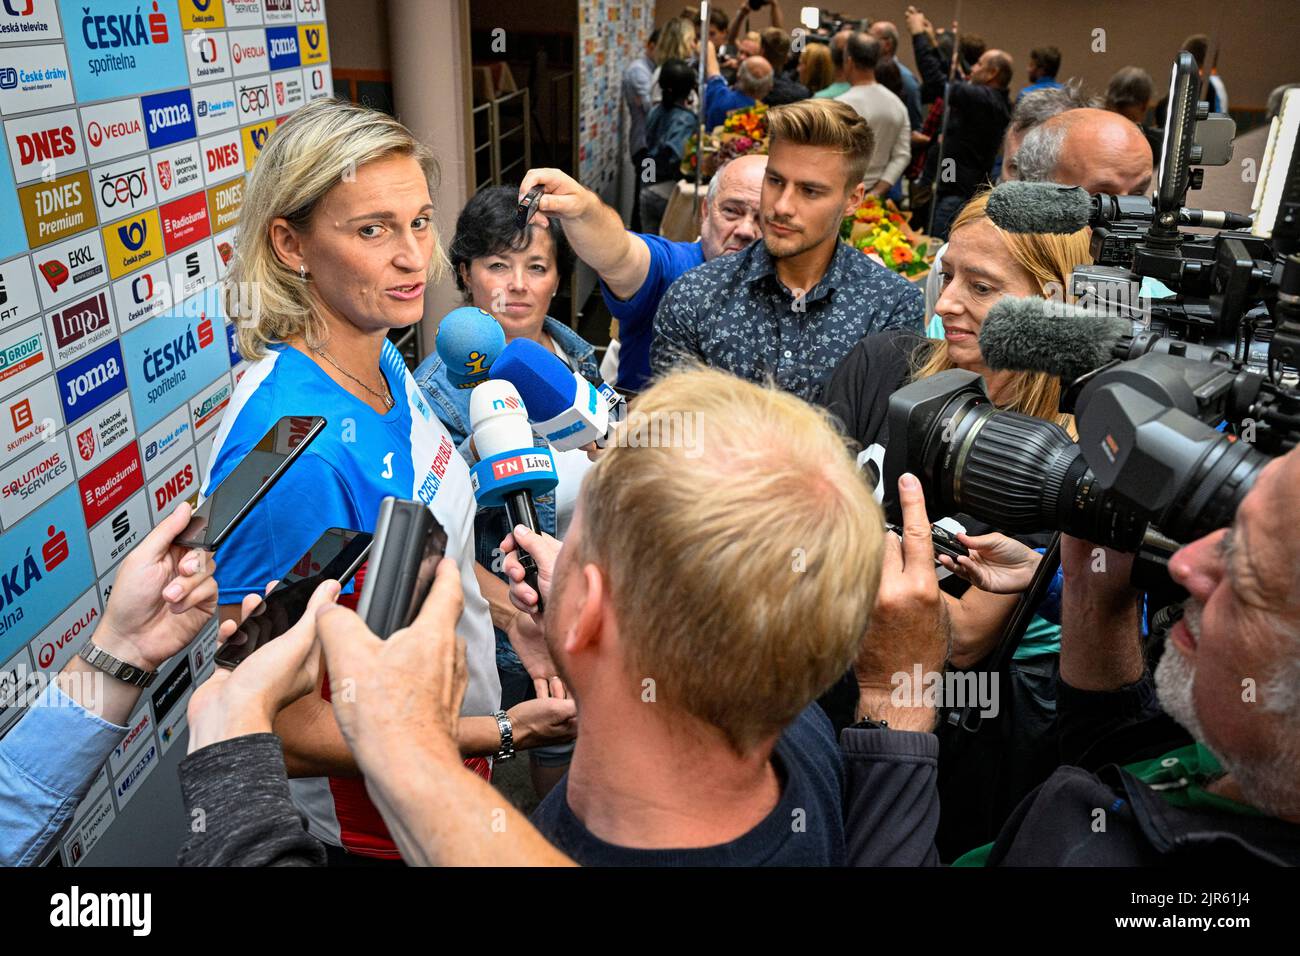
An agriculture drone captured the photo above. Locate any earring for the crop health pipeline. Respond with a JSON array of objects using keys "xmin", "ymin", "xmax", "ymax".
[{"xmin": 299, "ymin": 264, "xmax": 308, "ymax": 280}]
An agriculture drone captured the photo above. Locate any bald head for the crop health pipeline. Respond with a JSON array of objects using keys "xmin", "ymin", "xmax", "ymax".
[
  {"xmin": 972, "ymin": 49, "xmax": 1013, "ymax": 88},
  {"xmin": 1042, "ymin": 107, "xmax": 1154, "ymax": 195},
  {"xmin": 868, "ymin": 21, "xmax": 900, "ymax": 57},
  {"xmin": 738, "ymin": 55, "xmax": 774, "ymax": 100}
]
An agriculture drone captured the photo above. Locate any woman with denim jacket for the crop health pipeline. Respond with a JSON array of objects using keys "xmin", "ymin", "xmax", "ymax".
[{"xmin": 414, "ymin": 186, "xmax": 599, "ymax": 794}]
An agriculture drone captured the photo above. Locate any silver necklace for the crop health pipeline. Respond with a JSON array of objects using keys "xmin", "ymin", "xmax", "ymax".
[{"xmin": 311, "ymin": 344, "xmax": 394, "ymax": 409}]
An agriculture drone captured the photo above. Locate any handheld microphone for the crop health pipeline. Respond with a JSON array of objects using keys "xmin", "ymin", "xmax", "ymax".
[
  {"xmin": 986, "ymin": 180, "xmax": 1254, "ymax": 235},
  {"xmin": 469, "ymin": 380, "xmax": 558, "ymax": 610},
  {"xmin": 978, "ymin": 296, "xmax": 1131, "ymax": 382},
  {"xmin": 436, "ymin": 307, "xmax": 506, "ymax": 389},
  {"xmin": 489, "ymin": 338, "xmax": 623, "ymax": 451}
]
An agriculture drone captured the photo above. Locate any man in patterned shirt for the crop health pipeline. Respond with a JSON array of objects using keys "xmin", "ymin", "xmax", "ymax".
[{"xmin": 651, "ymin": 98, "xmax": 924, "ymax": 404}]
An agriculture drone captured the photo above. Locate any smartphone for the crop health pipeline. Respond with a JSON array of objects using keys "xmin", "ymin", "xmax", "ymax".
[
  {"xmin": 515, "ymin": 185, "xmax": 545, "ymax": 231},
  {"xmin": 887, "ymin": 522, "xmax": 971, "ymax": 563},
  {"xmin": 180, "ymin": 415, "xmax": 326, "ymax": 550},
  {"xmin": 355, "ymin": 498, "xmax": 448, "ymax": 639},
  {"xmin": 216, "ymin": 527, "xmax": 373, "ymax": 669}
]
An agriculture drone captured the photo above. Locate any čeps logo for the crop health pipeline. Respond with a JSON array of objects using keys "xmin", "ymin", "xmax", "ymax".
[{"xmin": 140, "ymin": 88, "xmax": 197, "ymax": 150}]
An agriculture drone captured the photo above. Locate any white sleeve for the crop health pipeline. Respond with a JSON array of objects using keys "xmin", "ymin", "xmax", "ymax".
[{"xmin": 880, "ymin": 100, "xmax": 913, "ymax": 187}]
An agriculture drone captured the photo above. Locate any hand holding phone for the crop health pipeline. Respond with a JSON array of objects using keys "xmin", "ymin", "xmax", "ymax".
[
  {"xmin": 181, "ymin": 415, "xmax": 326, "ymax": 551},
  {"xmin": 355, "ymin": 498, "xmax": 448, "ymax": 639},
  {"xmin": 216, "ymin": 527, "xmax": 372, "ymax": 668}
]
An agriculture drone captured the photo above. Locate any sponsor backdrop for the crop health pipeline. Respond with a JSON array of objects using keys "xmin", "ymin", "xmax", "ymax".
[{"xmin": 0, "ymin": 0, "xmax": 332, "ymax": 867}]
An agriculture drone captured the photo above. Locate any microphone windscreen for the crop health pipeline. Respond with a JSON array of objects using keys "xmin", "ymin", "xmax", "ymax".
[
  {"xmin": 435, "ymin": 307, "xmax": 506, "ymax": 384},
  {"xmin": 986, "ymin": 181, "xmax": 1092, "ymax": 234},
  {"xmin": 979, "ymin": 296, "xmax": 1130, "ymax": 382},
  {"xmin": 489, "ymin": 338, "xmax": 575, "ymax": 421}
]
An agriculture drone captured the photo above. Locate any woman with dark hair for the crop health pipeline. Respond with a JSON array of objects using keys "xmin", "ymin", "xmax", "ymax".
[
  {"xmin": 414, "ymin": 187, "xmax": 598, "ymax": 789},
  {"xmin": 640, "ymin": 57, "xmax": 699, "ymax": 234}
]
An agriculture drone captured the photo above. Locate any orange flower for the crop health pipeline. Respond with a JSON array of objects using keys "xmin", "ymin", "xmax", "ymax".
[{"xmin": 894, "ymin": 246, "xmax": 914, "ymax": 264}]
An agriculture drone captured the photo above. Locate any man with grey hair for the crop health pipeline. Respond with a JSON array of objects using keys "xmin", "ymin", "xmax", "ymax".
[
  {"xmin": 1016, "ymin": 107, "xmax": 1153, "ymax": 196},
  {"xmin": 842, "ymin": 443, "xmax": 1300, "ymax": 865},
  {"xmin": 705, "ymin": 38, "xmax": 773, "ymax": 129},
  {"xmin": 999, "ymin": 83, "xmax": 1097, "ymax": 182},
  {"xmin": 516, "ymin": 153, "xmax": 766, "ymax": 391}
]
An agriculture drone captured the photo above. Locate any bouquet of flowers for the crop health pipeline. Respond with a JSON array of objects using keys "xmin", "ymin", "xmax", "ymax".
[
  {"xmin": 681, "ymin": 103, "xmax": 770, "ymax": 180},
  {"xmin": 840, "ymin": 195, "xmax": 932, "ymax": 278}
]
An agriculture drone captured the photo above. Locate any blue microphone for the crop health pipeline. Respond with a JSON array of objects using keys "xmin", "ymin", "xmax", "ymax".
[
  {"xmin": 469, "ymin": 379, "xmax": 558, "ymax": 608},
  {"xmin": 489, "ymin": 338, "xmax": 622, "ymax": 451},
  {"xmin": 435, "ymin": 307, "xmax": 506, "ymax": 388}
]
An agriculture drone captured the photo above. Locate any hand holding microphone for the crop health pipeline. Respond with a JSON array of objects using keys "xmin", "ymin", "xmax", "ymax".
[
  {"xmin": 469, "ymin": 380, "xmax": 558, "ymax": 610},
  {"xmin": 500, "ymin": 525, "xmax": 563, "ymax": 616}
]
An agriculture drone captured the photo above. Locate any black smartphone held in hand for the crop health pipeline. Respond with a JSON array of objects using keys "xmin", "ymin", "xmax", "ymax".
[
  {"xmin": 355, "ymin": 497, "xmax": 448, "ymax": 639},
  {"xmin": 887, "ymin": 521, "xmax": 971, "ymax": 563},
  {"xmin": 515, "ymin": 185, "xmax": 545, "ymax": 232},
  {"xmin": 216, "ymin": 527, "xmax": 373, "ymax": 669},
  {"xmin": 179, "ymin": 415, "xmax": 326, "ymax": 550}
]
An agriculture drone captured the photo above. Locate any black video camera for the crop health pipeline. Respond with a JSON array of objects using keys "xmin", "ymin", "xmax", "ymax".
[
  {"xmin": 1073, "ymin": 53, "xmax": 1300, "ymax": 375},
  {"xmin": 883, "ymin": 327, "xmax": 1300, "ymax": 592}
]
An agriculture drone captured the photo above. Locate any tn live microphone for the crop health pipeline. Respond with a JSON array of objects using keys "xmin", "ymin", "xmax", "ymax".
[
  {"xmin": 489, "ymin": 337, "xmax": 624, "ymax": 452},
  {"xmin": 469, "ymin": 379, "xmax": 557, "ymax": 609}
]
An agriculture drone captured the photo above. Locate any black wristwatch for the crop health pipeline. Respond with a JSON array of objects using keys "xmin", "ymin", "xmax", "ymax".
[{"xmin": 494, "ymin": 710, "xmax": 515, "ymax": 761}]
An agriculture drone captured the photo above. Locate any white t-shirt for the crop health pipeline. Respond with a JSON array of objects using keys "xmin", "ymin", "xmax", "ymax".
[{"xmin": 836, "ymin": 82, "xmax": 912, "ymax": 187}]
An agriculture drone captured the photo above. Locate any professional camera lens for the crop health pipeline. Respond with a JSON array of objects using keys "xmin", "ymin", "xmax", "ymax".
[{"xmin": 924, "ymin": 395, "xmax": 1148, "ymax": 550}]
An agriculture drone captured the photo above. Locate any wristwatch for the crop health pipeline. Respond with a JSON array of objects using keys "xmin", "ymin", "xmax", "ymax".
[
  {"xmin": 494, "ymin": 709, "xmax": 515, "ymax": 761},
  {"xmin": 79, "ymin": 641, "xmax": 157, "ymax": 688}
]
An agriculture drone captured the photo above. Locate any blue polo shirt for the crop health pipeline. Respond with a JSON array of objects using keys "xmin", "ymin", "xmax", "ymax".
[
  {"xmin": 600, "ymin": 233, "xmax": 705, "ymax": 391},
  {"xmin": 704, "ymin": 75, "xmax": 756, "ymax": 131}
]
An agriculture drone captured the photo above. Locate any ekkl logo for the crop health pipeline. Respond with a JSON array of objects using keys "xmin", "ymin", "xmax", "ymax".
[
  {"xmin": 39, "ymin": 260, "xmax": 69, "ymax": 293},
  {"xmin": 118, "ymin": 220, "xmax": 147, "ymax": 252},
  {"xmin": 76, "ymin": 427, "xmax": 95, "ymax": 461}
]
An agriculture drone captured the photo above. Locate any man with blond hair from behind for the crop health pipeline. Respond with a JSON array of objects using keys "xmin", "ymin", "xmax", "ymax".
[{"xmin": 176, "ymin": 367, "xmax": 903, "ymax": 866}]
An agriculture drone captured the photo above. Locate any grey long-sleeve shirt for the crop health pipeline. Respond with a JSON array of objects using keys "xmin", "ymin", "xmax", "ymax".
[{"xmin": 177, "ymin": 734, "xmax": 325, "ymax": 867}]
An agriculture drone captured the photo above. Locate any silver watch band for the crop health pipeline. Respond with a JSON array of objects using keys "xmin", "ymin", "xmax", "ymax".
[
  {"xmin": 494, "ymin": 709, "xmax": 515, "ymax": 761},
  {"xmin": 79, "ymin": 641, "xmax": 157, "ymax": 688}
]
